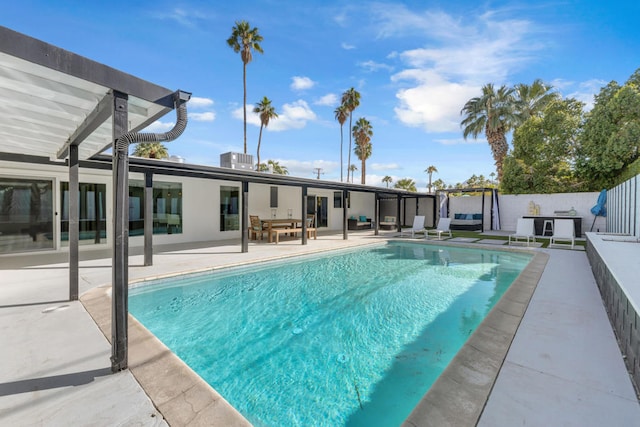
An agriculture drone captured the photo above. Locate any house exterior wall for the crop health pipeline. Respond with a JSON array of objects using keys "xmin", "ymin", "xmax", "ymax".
[{"xmin": 1, "ymin": 159, "xmax": 387, "ymax": 255}]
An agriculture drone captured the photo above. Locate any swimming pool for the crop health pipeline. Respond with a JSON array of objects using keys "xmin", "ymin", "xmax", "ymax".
[{"xmin": 129, "ymin": 242, "xmax": 532, "ymax": 426}]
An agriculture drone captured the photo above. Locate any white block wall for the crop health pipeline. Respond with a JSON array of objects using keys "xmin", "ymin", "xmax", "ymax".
[{"xmin": 498, "ymin": 192, "xmax": 605, "ymax": 233}]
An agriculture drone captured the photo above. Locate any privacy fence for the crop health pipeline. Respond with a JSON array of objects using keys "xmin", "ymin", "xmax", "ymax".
[{"xmin": 606, "ymin": 174, "xmax": 639, "ymax": 238}]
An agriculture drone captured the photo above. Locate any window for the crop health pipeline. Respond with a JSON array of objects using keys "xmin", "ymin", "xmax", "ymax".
[
  {"xmin": 0, "ymin": 178, "xmax": 54, "ymax": 253},
  {"xmin": 334, "ymin": 191, "xmax": 342, "ymax": 208},
  {"xmin": 128, "ymin": 180, "xmax": 182, "ymax": 236},
  {"xmin": 270, "ymin": 186, "xmax": 278, "ymax": 208},
  {"xmin": 220, "ymin": 186, "xmax": 239, "ymax": 231},
  {"xmin": 60, "ymin": 182, "xmax": 107, "ymax": 246}
]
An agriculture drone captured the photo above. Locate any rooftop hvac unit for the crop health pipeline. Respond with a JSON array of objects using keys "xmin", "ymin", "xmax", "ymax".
[{"xmin": 220, "ymin": 152, "xmax": 254, "ymax": 170}]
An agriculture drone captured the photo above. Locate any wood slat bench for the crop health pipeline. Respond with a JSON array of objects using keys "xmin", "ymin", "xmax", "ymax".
[{"xmin": 269, "ymin": 227, "xmax": 317, "ymax": 243}]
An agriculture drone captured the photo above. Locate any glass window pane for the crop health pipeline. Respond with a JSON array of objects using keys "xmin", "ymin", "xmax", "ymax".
[
  {"xmin": 129, "ymin": 180, "xmax": 183, "ymax": 236},
  {"xmin": 0, "ymin": 178, "xmax": 54, "ymax": 254},
  {"xmin": 60, "ymin": 182, "xmax": 107, "ymax": 246},
  {"xmin": 220, "ymin": 186, "xmax": 239, "ymax": 231}
]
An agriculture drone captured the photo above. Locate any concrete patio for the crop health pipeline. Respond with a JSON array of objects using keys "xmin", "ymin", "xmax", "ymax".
[{"xmin": 1, "ymin": 231, "xmax": 638, "ymax": 426}]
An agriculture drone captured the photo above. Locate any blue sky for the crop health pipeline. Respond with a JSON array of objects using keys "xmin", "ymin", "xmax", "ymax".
[{"xmin": 4, "ymin": 1, "xmax": 639, "ymax": 189}]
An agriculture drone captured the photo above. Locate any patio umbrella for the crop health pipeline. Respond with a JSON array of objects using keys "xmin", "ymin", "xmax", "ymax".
[
  {"xmin": 491, "ymin": 188, "xmax": 501, "ymax": 230},
  {"xmin": 439, "ymin": 192, "xmax": 448, "ymax": 220},
  {"xmin": 590, "ymin": 189, "xmax": 607, "ymax": 231}
]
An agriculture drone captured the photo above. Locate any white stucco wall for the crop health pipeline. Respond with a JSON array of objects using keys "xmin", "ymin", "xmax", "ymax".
[{"xmin": 498, "ymin": 192, "xmax": 605, "ymax": 233}]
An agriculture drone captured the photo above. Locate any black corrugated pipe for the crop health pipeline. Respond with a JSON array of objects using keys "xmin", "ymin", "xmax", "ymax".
[{"xmin": 115, "ymin": 90, "xmax": 191, "ymax": 152}]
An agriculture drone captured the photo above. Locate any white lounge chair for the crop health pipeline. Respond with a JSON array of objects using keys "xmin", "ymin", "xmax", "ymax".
[
  {"xmin": 509, "ymin": 218, "xmax": 536, "ymax": 246},
  {"xmin": 425, "ymin": 218, "xmax": 452, "ymax": 240},
  {"xmin": 400, "ymin": 215, "xmax": 425, "ymax": 237},
  {"xmin": 550, "ymin": 219, "xmax": 575, "ymax": 249}
]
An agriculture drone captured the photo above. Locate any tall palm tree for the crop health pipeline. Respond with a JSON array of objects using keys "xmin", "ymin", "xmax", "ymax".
[
  {"xmin": 382, "ymin": 175, "xmax": 393, "ymax": 188},
  {"xmin": 253, "ymin": 96, "xmax": 278, "ymax": 170},
  {"xmin": 352, "ymin": 117, "xmax": 373, "ymax": 185},
  {"xmin": 132, "ymin": 142, "xmax": 169, "ymax": 159},
  {"xmin": 341, "ymin": 88, "xmax": 361, "ymax": 183},
  {"xmin": 334, "ymin": 104, "xmax": 349, "ymax": 182},
  {"xmin": 348, "ymin": 164, "xmax": 358, "ymax": 183},
  {"xmin": 514, "ymin": 79, "xmax": 558, "ymax": 122},
  {"xmin": 425, "ymin": 165, "xmax": 438, "ymax": 193},
  {"xmin": 461, "ymin": 84, "xmax": 517, "ymax": 182},
  {"xmin": 227, "ymin": 20, "xmax": 263, "ymax": 155}
]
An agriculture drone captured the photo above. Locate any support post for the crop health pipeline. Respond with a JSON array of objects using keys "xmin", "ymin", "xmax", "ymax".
[
  {"xmin": 143, "ymin": 171, "xmax": 153, "ymax": 266},
  {"xmin": 111, "ymin": 90, "xmax": 129, "ymax": 372},
  {"xmin": 396, "ymin": 195, "xmax": 402, "ymax": 231},
  {"xmin": 343, "ymin": 190, "xmax": 348, "ymax": 240},
  {"xmin": 241, "ymin": 181, "xmax": 249, "ymax": 253},
  {"xmin": 301, "ymin": 186, "xmax": 308, "ymax": 245},
  {"xmin": 69, "ymin": 144, "xmax": 79, "ymax": 301},
  {"xmin": 374, "ymin": 193, "xmax": 380, "ymax": 236}
]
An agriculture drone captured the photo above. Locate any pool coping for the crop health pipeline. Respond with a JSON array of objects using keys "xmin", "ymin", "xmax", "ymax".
[
  {"xmin": 403, "ymin": 241, "xmax": 548, "ymax": 427},
  {"xmin": 80, "ymin": 240, "xmax": 548, "ymax": 427}
]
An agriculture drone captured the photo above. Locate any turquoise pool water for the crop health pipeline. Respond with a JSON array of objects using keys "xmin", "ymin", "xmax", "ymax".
[{"xmin": 129, "ymin": 242, "xmax": 531, "ymax": 426}]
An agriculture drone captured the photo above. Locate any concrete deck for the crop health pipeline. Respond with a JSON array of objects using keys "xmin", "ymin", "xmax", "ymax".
[{"xmin": 1, "ymin": 231, "xmax": 638, "ymax": 426}]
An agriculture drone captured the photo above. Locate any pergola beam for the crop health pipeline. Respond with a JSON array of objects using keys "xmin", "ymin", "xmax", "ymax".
[{"xmin": 57, "ymin": 92, "xmax": 113, "ymax": 159}]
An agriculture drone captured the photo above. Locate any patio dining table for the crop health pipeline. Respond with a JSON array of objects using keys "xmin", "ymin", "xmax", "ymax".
[{"xmin": 261, "ymin": 218, "xmax": 302, "ymax": 237}]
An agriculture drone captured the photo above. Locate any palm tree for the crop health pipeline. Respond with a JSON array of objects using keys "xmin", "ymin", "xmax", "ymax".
[
  {"xmin": 514, "ymin": 79, "xmax": 558, "ymax": 122},
  {"xmin": 268, "ymin": 159, "xmax": 289, "ymax": 175},
  {"xmin": 257, "ymin": 159, "xmax": 289, "ymax": 175},
  {"xmin": 341, "ymin": 88, "xmax": 361, "ymax": 183},
  {"xmin": 334, "ymin": 104, "xmax": 349, "ymax": 182},
  {"xmin": 253, "ymin": 96, "xmax": 278, "ymax": 170},
  {"xmin": 227, "ymin": 20, "xmax": 264, "ymax": 155},
  {"xmin": 394, "ymin": 178, "xmax": 417, "ymax": 192},
  {"xmin": 461, "ymin": 84, "xmax": 518, "ymax": 182},
  {"xmin": 132, "ymin": 142, "xmax": 169, "ymax": 159},
  {"xmin": 382, "ymin": 175, "xmax": 393, "ymax": 188},
  {"xmin": 348, "ymin": 164, "xmax": 358, "ymax": 183},
  {"xmin": 425, "ymin": 165, "xmax": 438, "ymax": 193},
  {"xmin": 432, "ymin": 178, "xmax": 446, "ymax": 191},
  {"xmin": 352, "ymin": 117, "xmax": 373, "ymax": 185}
]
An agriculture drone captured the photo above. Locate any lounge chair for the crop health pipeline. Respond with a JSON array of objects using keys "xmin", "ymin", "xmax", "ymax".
[
  {"xmin": 550, "ymin": 219, "xmax": 575, "ymax": 249},
  {"xmin": 400, "ymin": 215, "xmax": 425, "ymax": 237},
  {"xmin": 425, "ymin": 218, "xmax": 452, "ymax": 240},
  {"xmin": 509, "ymin": 218, "xmax": 536, "ymax": 246},
  {"xmin": 249, "ymin": 215, "xmax": 265, "ymax": 240}
]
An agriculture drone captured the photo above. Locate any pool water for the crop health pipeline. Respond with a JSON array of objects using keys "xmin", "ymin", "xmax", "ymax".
[{"xmin": 129, "ymin": 242, "xmax": 531, "ymax": 426}]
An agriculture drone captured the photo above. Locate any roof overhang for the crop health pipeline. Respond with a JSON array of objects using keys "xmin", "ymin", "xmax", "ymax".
[{"xmin": 0, "ymin": 26, "xmax": 177, "ymax": 161}]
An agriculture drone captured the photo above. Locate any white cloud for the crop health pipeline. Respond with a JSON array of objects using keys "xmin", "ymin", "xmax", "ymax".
[
  {"xmin": 188, "ymin": 97, "xmax": 214, "ymax": 108},
  {"xmin": 146, "ymin": 121, "xmax": 175, "ymax": 132},
  {"xmin": 370, "ymin": 163, "xmax": 400, "ymax": 171},
  {"xmin": 341, "ymin": 42, "xmax": 356, "ymax": 50},
  {"xmin": 234, "ymin": 100, "xmax": 317, "ymax": 131},
  {"xmin": 315, "ymin": 93, "xmax": 338, "ymax": 106},
  {"xmin": 276, "ymin": 158, "xmax": 338, "ymax": 177},
  {"xmin": 393, "ymin": 69, "xmax": 479, "ymax": 132},
  {"xmin": 381, "ymin": 6, "xmax": 548, "ymax": 133},
  {"xmin": 269, "ymin": 100, "xmax": 317, "ymax": 131},
  {"xmin": 151, "ymin": 8, "xmax": 206, "ymax": 28},
  {"xmin": 359, "ymin": 60, "xmax": 394, "ymax": 73},
  {"xmin": 565, "ymin": 78, "xmax": 607, "ymax": 111},
  {"xmin": 189, "ymin": 112, "xmax": 216, "ymax": 122},
  {"xmin": 290, "ymin": 76, "xmax": 316, "ymax": 91}
]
